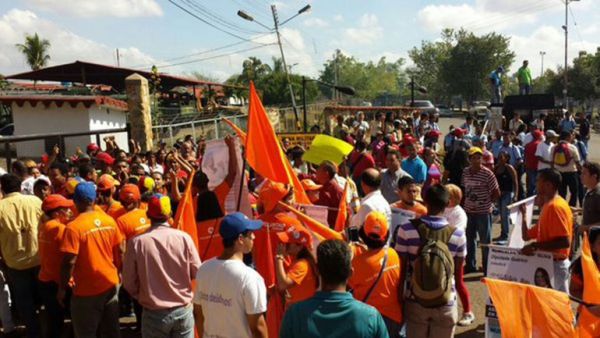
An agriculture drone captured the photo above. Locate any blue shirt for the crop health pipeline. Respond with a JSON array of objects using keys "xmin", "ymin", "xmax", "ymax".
[
  {"xmin": 559, "ymin": 118, "xmax": 577, "ymax": 133},
  {"xmin": 280, "ymin": 291, "xmax": 389, "ymax": 338},
  {"xmin": 402, "ymin": 157, "xmax": 428, "ymax": 184},
  {"xmin": 493, "ymin": 143, "xmax": 522, "ymax": 167},
  {"xmin": 489, "ymin": 70, "xmax": 502, "ymax": 86}
]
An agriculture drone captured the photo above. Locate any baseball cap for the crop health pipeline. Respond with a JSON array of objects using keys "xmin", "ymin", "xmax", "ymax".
[
  {"xmin": 97, "ymin": 174, "xmax": 120, "ymax": 191},
  {"xmin": 95, "ymin": 152, "xmax": 115, "ymax": 165},
  {"xmin": 138, "ymin": 176, "xmax": 156, "ymax": 194},
  {"xmin": 276, "ymin": 223, "xmax": 313, "ymax": 249},
  {"xmin": 146, "ymin": 194, "xmax": 172, "ymax": 221},
  {"xmin": 468, "ymin": 147, "xmax": 483, "ymax": 156},
  {"xmin": 65, "ymin": 178, "xmax": 81, "ymax": 196},
  {"xmin": 119, "ymin": 184, "xmax": 141, "ymax": 203},
  {"xmin": 73, "ymin": 182, "xmax": 97, "ymax": 204},
  {"xmin": 87, "ymin": 143, "xmax": 100, "ymax": 152},
  {"xmin": 532, "ymin": 130, "xmax": 543, "ymax": 140},
  {"xmin": 545, "ymin": 130, "xmax": 559, "ymax": 138},
  {"xmin": 219, "ymin": 212, "xmax": 264, "ymax": 240},
  {"xmin": 363, "ymin": 211, "xmax": 389, "ymax": 241},
  {"xmin": 258, "ymin": 181, "xmax": 290, "ymax": 213},
  {"xmin": 301, "ymin": 179, "xmax": 322, "ymax": 191},
  {"xmin": 42, "ymin": 194, "xmax": 74, "ymax": 212},
  {"xmin": 454, "ymin": 128, "xmax": 467, "ymax": 138}
]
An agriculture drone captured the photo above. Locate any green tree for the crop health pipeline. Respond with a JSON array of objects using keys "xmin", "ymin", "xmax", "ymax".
[
  {"xmin": 15, "ymin": 33, "xmax": 51, "ymax": 71},
  {"xmin": 440, "ymin": 29, "xmax": 515, "ymax": 103},
  {"xmin": 546, "ymin": 48, "xmax": 600, "ymax": 105}
]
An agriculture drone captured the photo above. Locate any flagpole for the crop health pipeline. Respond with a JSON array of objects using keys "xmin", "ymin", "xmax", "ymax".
[{"xmin": 236, "ymin": 87, "xmax": 251, "ymax": 212}]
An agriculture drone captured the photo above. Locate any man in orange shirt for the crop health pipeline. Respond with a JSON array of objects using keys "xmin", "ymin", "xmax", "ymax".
[
  {"xmin": 194, "ymin": 135, "xmax": 237, "ymax": 261},
  {"xmin": 349, "ymin": 211, "xmax": 403, "ymax": 338},
  {"xmin": 97, "ymin": 174, "xmax": 126, "ymax": 220},
  {"xmin": 521, "ymin": 168, "xmax": 573, "ymax": 292},
  {"xmin": 59, "ymin": 182, "xmax": 124, "ymax": 338},
  {"xmin": 39, "ymin": 194, "xmax": 73, "ymax": 338},
  {"xmin": 116, "ymin": 184, "xmax": 150, "ymax": 240}
]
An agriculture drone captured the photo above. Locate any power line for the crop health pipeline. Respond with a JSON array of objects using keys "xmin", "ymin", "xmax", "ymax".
[
  {"xmin": 465, "ymin": 1, "xmax": 561, "ymax": 32},
  {"xmin": 568, "ymin": 5, "xmax": 585, "ymax": 44},
  {"xmin": 157, "ymin": 43, "xmax": 277, "ymax": 68},
  {"xmin": 182, "ymin": 0, "xmax": 267, "ymax": 35}
]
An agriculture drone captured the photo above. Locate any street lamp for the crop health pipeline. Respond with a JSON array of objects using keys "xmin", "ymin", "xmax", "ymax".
[
  {"xmin": 539, "ymin": 51, "xmax": 546, "ymax": 77},
  {"xmin": 302, "ymin": 77, "xmax": 355, "ymax": 132},
  {"xmin": 238, "ymin": 4, "xmax": 311, "ymax": 130},
  {"xmin": 563, "ymin": 0, "xmax": 580, "ymax": 110}
]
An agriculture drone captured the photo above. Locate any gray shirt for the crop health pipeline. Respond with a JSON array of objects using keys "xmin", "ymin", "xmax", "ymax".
[
  {"xmin": 380, "ymin": 167, "xmax": 411, "ymax": 203},
  {"xmin": 583, "ymin": 184, "xmax": 600, "ymax": 226}
]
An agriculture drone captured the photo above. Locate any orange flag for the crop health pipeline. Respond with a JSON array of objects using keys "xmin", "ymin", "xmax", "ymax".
[
  {"xmin": 484, "ymin": 278, "xmax": 575, "ymax": 338},
  {"xmin": 174, "ymin": 169, "xmax": 199, "ymax": 250},
  {"xmin": 222, "ymin": 118, "xmax": 247, "ymax": 145},
  {"xmin": 577, "ymin": 232, "xmax": 600, "ymax": 338},
  {"xmin": 245, "ymin": 81, "xmax": 310, "ymax": 204},
  {"xmin": 278, "ymin": 201, "xmax": 344, "ymax": 241},
  {"xmin": 334, "ymin": 182, "xmax": 350, "ymax": 232}
]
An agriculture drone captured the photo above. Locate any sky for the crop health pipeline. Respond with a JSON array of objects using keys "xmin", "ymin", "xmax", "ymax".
[{"xmin": 0, "ymin": 0, "xmax": 599, "ymax": 83}]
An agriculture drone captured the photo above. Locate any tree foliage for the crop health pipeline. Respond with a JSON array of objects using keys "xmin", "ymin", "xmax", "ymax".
[
  {"xmin": 319, "ymin": 49, "xmax": 407, "ymax": 101},
  {"xmin": 15, "ymin": 33, "xmax": 51, "ymax": 71}
]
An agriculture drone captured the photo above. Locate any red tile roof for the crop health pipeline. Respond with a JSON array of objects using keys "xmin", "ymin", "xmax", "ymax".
[{"xmin": 0, "ymin": 95, "xmax": 128, "ymax": 111}]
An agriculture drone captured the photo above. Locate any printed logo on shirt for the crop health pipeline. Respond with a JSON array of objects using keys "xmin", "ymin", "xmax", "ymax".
[
  {"xmin": 140, "ymin": 218, "xmax": 146, "ymax": 224},
  {"xmin": 198, "ymin": 291, "xmax": 232, "ymax": 307},
  {"xmin": 94, "ymin": 219, "xmax": 102, "ymax": 227}
]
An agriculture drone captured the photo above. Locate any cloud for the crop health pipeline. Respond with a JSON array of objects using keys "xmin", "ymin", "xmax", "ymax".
[
  {"xmin": 24, "ymin": 0, "xmax": 163, "ymax": 17},
  {"xmin": 303, "ymin": 17, "xmax": 329, "ymax": 28},
  {"xmin": 333, "ymin": 14, "xmax": 343, "ymax": 22},
  {"xmin": 344, "ymin": 13, "xmax": 383, "ymax": 44},
  {"xmin": 0, "ymin": 9, "xmax": 157, "ymax": 75}
]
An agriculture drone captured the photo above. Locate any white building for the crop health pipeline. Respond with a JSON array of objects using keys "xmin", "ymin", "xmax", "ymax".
[{"xmin": 0, "ymin": 95, "xmax": 129, "ymax": 158}]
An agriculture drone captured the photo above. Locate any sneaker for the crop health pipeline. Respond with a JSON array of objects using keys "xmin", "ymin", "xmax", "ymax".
[{"xmin": 458, "ymin": 312, "xmax": 475, "ymax": 326}]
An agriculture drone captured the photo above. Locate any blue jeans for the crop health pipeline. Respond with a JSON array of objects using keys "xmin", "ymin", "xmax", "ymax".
[
  {"xmin": 499, "ymin": 192, "xmax": 514, "ymax": 239},
  {"xmin": 71, "ymin": 287, "xmax": 120, "ymax": 338},
  {"xmin": 5, "ymin": 266, "xmax": 40, "ymax": 338},
  {"xmin": 526, "ymin": 170, "xmax": 537, "ymax": 197},
  {"xmin": 142, "ymin": 304, "xmax": 194, "ymax": 338},
  {"xmin": 466, "ymin": 213, "xmax": 492, "ymax": 274}
]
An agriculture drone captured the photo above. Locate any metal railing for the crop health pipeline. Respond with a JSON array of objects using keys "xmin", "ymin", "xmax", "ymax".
[
  {"xmin": 152, "ymin": 114, "xmax": 247, "ymax": 145},
  {"xmin": 0, "ymin": 126, "xmax": 130, "ymax": 169}
]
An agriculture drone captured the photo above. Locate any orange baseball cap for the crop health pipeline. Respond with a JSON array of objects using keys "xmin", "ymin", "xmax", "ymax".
[
  {"xmin": 258, "ymin": 181, "xmax": 290, "ymax": 213},
  {"xmin": 276, "ymin": 223, "xmax": 313, "ymax": 250},
  {"xmin": 119, "ymin": 184, "xmax": 141, "ymax": 203},
  {"xmin": 65, "ymin": 178, "xmax": 81, "ymax": 196},
  {"xmin": 42, "ymin": 194, "xmax": 74, "ymax": 212},
  {"xmin": 97, "ymin": 174, "xmax": 120, "ymax": 191},
  {"xmin": 363, "ymin": 211, "xmax": 389, "ymax": 241},
  {"xmin": 301, "ymin": 179, "xmax": 322, "ymax": 191}
]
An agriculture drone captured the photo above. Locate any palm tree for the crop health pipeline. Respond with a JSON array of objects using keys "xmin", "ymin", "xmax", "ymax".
[{"xmin": 15, "ymin": 33, "xmax": 51, "ymax": 71}]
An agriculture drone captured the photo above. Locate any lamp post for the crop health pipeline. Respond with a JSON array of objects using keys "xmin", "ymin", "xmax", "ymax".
[
  {"xmin": 563, "ymin": 0, "xmax": 580, "ymax": 110},
  {"xmin": 238, "ymin": 4, "xmax": 311, "ymax": 130},
  {"xmin": 539, "ymin": 51, "xmax": 546, "ymax": 77},
  {"xmin": 302, "ymin": 76, "xmax": 355, "ymax": 132}
]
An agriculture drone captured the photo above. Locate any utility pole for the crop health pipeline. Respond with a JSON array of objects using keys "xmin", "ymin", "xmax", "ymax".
[
  {"xmin": 116, "ymin": 48, "xmax": 120, "ymax": 67},
  {"xmin": 539, "ymin": 51, "xmax": 546, "ymax": 77},
  {"xmin": 271, "ymin": 4, "xmax": 300, "ymax": 130},
  {"xmin": 563, "ymin": 0, "xmax": 580, "ymax": 110}
]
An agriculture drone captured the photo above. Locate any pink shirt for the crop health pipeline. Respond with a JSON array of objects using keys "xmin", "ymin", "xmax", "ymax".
[{"xmin": 123, "ymin": 225, "xmax": 201, "ymax": 310}]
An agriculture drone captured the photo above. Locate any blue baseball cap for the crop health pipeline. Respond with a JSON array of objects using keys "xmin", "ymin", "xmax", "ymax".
[
  {"xmin": 219, "ymin": 212, "xmax": 263, "ymax": 240},
  {"xmin": 74, "ymin": 182, "xmax": 96, "ymax": 204}
]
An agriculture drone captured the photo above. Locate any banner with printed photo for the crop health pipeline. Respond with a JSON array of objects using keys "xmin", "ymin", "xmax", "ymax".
[
  {"xmin": 507, "ymin": 195, "xmax": 536, "ymax": 249},
  {"xmin": 485, "ymin": 245, "xmax": 554, "ymax": 338},
  {"xmin": 297, "ymin": 204, "xmax": 330, "ymax": 227}
]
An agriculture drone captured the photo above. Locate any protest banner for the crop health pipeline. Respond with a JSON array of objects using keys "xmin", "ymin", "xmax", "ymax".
[
  {"xmin": 485, "ymin": 245, "xmax": 554, "ymax": 337},
  {"xmin": 302, "ymin": 134, "xmax": 354, "ymax": 165},
  {"xmin": 277, "ymin": 133, "xmax": 318, "ymax": 149},
  {"xmin": 202, "ymin": 138, "xmax": 252, "ymax": 217},
  {"xmin": 297, "ymin": 204, "xmax": 330, "ymax": 227},
  {"xmin": 507, "ymin": 195, "xmax": 536, "ymax": 248}
]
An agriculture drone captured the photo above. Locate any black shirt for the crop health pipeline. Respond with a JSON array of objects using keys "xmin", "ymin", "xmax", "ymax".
[{"xmin": 582, "ymin": 184, "xmax": 600, "ymax": 225}]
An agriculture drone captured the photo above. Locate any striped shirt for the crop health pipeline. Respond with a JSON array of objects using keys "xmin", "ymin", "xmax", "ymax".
[
  {"xmin": 461, "ymin": 166, "xmax": 499, "ymax": 214},
  {"xmin": 394, "ymin": 216, "xmax": 466, "ymax": 305}
]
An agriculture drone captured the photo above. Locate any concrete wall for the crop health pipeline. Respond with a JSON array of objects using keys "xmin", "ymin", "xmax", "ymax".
[{"xmin": 89, "ymin": 106, "xmax": 129, "ymax": 153}]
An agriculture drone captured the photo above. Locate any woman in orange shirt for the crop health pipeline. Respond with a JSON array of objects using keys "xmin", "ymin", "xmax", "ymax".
[{"xmin": 275, "ymin": 224, "xmax": 318, "ymax": 307}]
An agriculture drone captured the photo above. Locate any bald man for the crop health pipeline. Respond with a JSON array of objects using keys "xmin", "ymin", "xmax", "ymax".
[{"xmin": 350, "ymin": 168, "xmax": 391, "ymax": 228}]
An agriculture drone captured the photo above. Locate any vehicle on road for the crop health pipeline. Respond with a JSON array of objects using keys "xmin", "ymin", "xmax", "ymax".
[
  {"xmin": 406, "ymin": 100, "xmax": 439, "ymax": 115},
  {"xmin": 436, "ymin": 104, "xmax": 453, "ymax": 117},
  {"xmin": 469, "ymin": 101, "xmax": 490, "ymax": 118}
]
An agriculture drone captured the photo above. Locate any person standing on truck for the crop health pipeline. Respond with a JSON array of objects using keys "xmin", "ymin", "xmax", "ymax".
[
  {"xmin": 517, "ymin": 60, "xmax": 532, "ymax": 95},
  {"xmin": 489, "ymin": 66, "xmax": 504, "ymax": 104}
]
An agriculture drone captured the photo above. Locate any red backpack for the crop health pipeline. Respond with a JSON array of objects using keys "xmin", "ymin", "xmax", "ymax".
[{"xmin": 553, "ymin": 142, "xmax": 572, "ymax": 166}]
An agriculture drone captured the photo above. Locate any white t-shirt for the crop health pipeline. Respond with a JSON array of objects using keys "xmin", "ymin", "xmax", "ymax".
[
  {"xmin": 443, "ymin": 205, "xmax": 467, "ymax": 231},
  {"xmin": 21, "ymin": 176, "xmax": 35, "ymax": 195},
  {"xmin": 193, "ymin": 259, "xmax": 267, "ymax": 338},
  {"xmin": 353, "ymin": 120, "xmax": 369, "ymax": 133},
  {"xmin": 553, "ymin": 142, "xmax": 580, "ymax": 173},
  {"xmin": 535, "ymin": 142, "xmax": 554, "ymax": 171}
]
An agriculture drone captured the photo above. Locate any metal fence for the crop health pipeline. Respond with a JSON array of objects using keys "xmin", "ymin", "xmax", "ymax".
[{"xmin": 152, "ymin": 114, "xmax": 247, "ymax": 145}]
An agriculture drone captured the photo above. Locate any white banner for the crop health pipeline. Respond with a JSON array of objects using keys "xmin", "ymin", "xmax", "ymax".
[
  {"xmin": 507, "ymin": 195, "xmax": 536, "ymax": 248},
  {"xmin": 202, "ymin": 138, "xmax": 252, "ymax": 217},
  {"xmin": 484, "ymin": 245, "xmax": 554, "ymax": 337}
]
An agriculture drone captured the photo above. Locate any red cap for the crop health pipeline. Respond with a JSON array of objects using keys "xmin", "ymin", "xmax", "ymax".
[
  {"xmin": 87, "ymin": 143, "xmax": 100, "ymax": 152},
  {"xmin": 427, "ymin": 130, "xmax": 442, "ymax": 138},
  {"xmin": 119, "ymin": 184, "xmax": 141, "ymax": 203},
  {"xmin": 42, "ymin": 194, "xmax": 74, "ymax": 212},
  {"xmin": 95, "ymin": 152, "xmax": 115, "ymax": 165},
  {"xmin": 532, "ymin": 130, "xmax": 543, "ymax": 140},
  {"xmin": 453, "ymin": 128, "xmax": 466, "ymax": 137},
  {"xmin": 97, "ymin": 174, "xmax": 119, "ymax": 191}
]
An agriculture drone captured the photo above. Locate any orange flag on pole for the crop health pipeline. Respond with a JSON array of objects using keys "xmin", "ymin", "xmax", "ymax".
[
  {"xmin": 278, "ymin": 201, "xmax": 344, "ymax": 241},
  {"xmin": 245, "ymin": 81, "xmax": 310, "ymax": 204},
  {"xmin": 577, "ymin": 231, "xmax": 600, "ymax": 338},
  {"xmin": 334, "ymin": 182, "xmax": 349, "ymax": 232},
  {"xmin": 222, "ymin": 118, "xmax": 247, "ymax": 145},
  {"xmin": 484, "ymin": 278, "xmax": 576, "ymax": 338},
  {"xmin": 174, "ymin": 169, "xmax": 199, "ymax": 250}
]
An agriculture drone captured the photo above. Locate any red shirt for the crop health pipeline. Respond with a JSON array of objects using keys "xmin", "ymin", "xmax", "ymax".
[
  {"xmin": 315, "ymin": 179, "xmax": 343, "ymax": 228},
  {"xmin": 349, "ymin": 151, "xmax": 375, "ymax": 180},
  {"xmin": 525, "ymin": 140, "xmax": 541, "ymax": 171}
]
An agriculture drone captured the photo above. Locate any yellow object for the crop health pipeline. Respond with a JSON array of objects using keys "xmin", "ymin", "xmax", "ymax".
[
  {"xmin": 0, "ymin": 193, "xmax": 42, "ymax": 269},
  {"xmin": 302, "ymin": 134, "xmax": 354, "ymax": 165}
]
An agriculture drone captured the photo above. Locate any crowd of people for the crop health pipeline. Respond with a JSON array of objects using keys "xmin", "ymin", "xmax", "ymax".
[{"xmin": 0, "ymin": 105, "xmax": 598, "ymax": 338}]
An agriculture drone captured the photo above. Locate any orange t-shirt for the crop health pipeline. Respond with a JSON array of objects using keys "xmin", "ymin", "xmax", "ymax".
[
  {"xmin": 38, "ymin": 219, "xmax": 66, "ymax": 284},
  {"xmin": 286, "ymin": 258, "xmax": 317, "ymax": 306},
  {"xmin": 527, "ymin": 196, "xmax": 573, "ymax": 260},
  {"xmin": 255, "ymin": 213, "xmax": 297, "ymax": 289},
  {"xmin": 391, "ymin": 200, "xmax": 428, "ymax": 217},
  {"xmin": 60, "ymin": 210, "xmax": 123, "ymax": 296},
  {"xmin": 193, "ymin": 182, "xmax": 231, "ymax": 261},
  {"xmin": 349, "ymin": 245, "xmax": 403, "ymax": 324},
  {"xmin": 116, "ymin": 208, "xmax": 151, "ymax": 241},
  {"xmin": 99, "ymin": 201, "xmax": 126, "ymax": 220}
]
